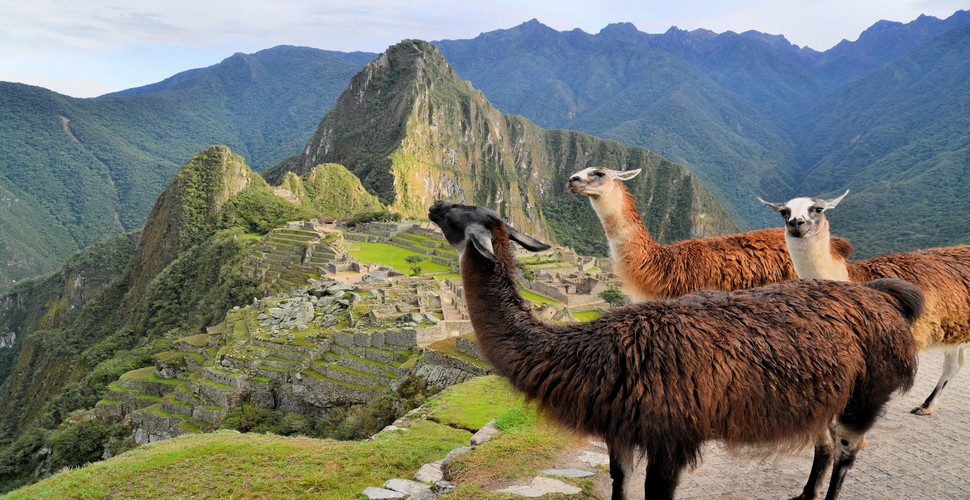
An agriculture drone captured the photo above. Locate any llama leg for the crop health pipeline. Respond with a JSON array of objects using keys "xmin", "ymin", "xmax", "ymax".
[
  {"xmin": 791, "ymin": 430, "xmax": 834, "ymax": 500},
  {"xmin": 912, "ymin": 344, "xmax": 967, "ymax": 415},
  {"xmin": 608, "ymin": 445, "xmax": 632, "ymax": 500},
  {"xmin": 824, "ymin": 421, "xmax": 869, "ymax": 500},
  {"xmin": 642, "ymin": 451, "xmax": 688, "ymax": 500}
]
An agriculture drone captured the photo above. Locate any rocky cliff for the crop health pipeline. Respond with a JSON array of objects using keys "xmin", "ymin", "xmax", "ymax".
[{"xmin": 268, "ymin": 40, "xmax": 737, "ymax": 253}]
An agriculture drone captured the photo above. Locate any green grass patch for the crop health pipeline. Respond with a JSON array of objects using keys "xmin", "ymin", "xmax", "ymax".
[
  {"xmin": 179, "ymin": 334, "xmax": 211, "ymax": 348},
  {"xmin": 348, "ymin": 241, "xmax": 451, "ymax": 275},
  {"xmin": 441, "ymin": 400, "xmax": 577, "ymax": 496},
  {"xmin": 572, "ymin": 310, "xmax": 602, "ymax": 322},
  {"xmin": 8, "ymin": 423, "xmax": 470, "ymax": 499},
  {"xmin": 519, "ymin": 288, "xmax": 563, "ymax": 308},
  {"xmin": 426, "ymin": 338, "xmax": 491, "ymax": 371},
  {"xmin": 422, "ymin": 376, "xmax": 525, "ymax": 431}
]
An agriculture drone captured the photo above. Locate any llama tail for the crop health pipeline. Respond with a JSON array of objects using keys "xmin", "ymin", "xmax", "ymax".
[{"xmin": 864, "ymin": 278, "xmax": 925, "ymax": 323}]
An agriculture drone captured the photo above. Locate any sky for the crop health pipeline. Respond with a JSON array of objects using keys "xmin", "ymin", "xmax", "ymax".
[{"xmin": 1, "ymin": 0, "xmax": 966, "ymax": 98}]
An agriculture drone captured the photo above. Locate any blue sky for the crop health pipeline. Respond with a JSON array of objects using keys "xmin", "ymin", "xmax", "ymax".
[{"xmin": 1, "ymin": 0, "xmax": 965, "ymax": 98}]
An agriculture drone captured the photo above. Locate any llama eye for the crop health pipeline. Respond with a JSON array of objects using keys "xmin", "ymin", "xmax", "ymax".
[
  {"xmin": 813, "ymin": 207, "xmax": 824, "ymax": 213},
  {"xmin": 592, "ymin": 171, "xmax": 606, "ymax": 178},
  {"xmin": 780, "ymin": 209, "xmax": 790, "ymax": 218}
]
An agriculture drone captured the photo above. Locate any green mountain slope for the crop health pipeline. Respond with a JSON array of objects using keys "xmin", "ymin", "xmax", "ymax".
[
  {"xmin": 0, "ymin": 148, "xmax": 266, "ymax": 487},
  {"xmin": 793, "ymin": 23, "xmax": 970, "ymax": 256},
  {"xmin": 0, "ymin": 47, "xmax": 371, "ymax": 293},
  {"xmin": 435, "ymin": 20, "xmax": 802, "ymax": 229},
  {"xmin": 269, "ymin": 40, "xmax": 737, "ymax": 255}
]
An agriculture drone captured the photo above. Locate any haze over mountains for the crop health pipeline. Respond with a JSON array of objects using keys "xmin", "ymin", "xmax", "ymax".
[{"xmin": 1, "ymin": 10, "xmax": 968, "ymax": 292}]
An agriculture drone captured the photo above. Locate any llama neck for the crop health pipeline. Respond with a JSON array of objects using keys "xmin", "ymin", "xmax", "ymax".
[
  {"xmin": 784, "ymin": 221, "xmax": 850, "ymax": 281},
  {"xmin": 588, "ymin": 183, "xmax": 657, "ymax": 261},
  {"xmin": 459, "ymin": 232, "xmax": 559, "ymax": 387}
]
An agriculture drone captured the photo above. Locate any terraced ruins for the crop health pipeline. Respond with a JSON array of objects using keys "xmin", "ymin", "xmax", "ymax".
[{"xmin": 95, "ymin": 219, "xmax": 619, "ymax": 443}]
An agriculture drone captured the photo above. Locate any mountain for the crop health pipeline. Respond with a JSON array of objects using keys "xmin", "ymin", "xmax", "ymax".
[
  {"xmin": 2, "ymin": 10, "xmax": 969, "ymax": 290},
  {"xmin": 434, "ymin": 21, "xmax": 809, "ymax": 229},
  {"xmin": 793, "ymin": 22, "xmax": 970, "ymax": 256},
  {"xmin": 435, "ymin": 11, "xmax": 970, "ymax": 255},
  {"xmin": 0, "ymin": 47, "xmax": 372, "ymax": 293},
  {"xmin": 269, "ymin": 40, "xmax": 737, "ymax": 255}
]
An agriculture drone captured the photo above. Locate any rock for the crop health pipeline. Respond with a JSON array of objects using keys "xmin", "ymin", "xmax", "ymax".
[
  {"xmin": 432, "ymin": 480, "xmax": 455, "ymax": 494},
  {"xmin": 384, "ymin": 478, "xmax": 432, "ymax": 497},
  {"xmin": 361, "ymin": 486, "xmax": 405, "ymax": 499},
  {"xmin": 440, "ymin": 446, "xmax": 471, "ymax": 470},
  {"xmin": 579, "ymin": 450, "xmax": 610, "ymax": 467},
  {"xmin": 413, "ymin": 462, "xmax": 443, "ymax": 483},
  {"xmin": 470, "ymin": 419, "xmax": 501, "ymax": 446},
  {"xmin": 493, "ymin": 477, "xmax": 582, "ymax": 497},
  {"xmin": 540, "ymin": 468, "xmax": 595, "ymax": 478}
]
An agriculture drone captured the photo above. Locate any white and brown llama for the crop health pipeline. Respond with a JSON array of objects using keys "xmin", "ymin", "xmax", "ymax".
[
  {"xmin": 567, "ymin": 167, "xmax": 853, "ymax": 300},
  {"xmin": 429, "ymin": 200, "xmax": 922, "ymax": 500},
  {"xmin": 760, "ymin": 190, "xmax": 970, "ymax": 415}
]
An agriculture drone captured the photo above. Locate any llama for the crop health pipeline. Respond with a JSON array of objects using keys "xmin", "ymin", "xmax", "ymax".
[
  {"xmin": 567, "ymin": 167, "xmax": 854, "ymax": 300},
  {"xmin": 760, "ymin": 191, "xmax": 970, "ymax": 415},
  {"xmin": 429, "ymin": 200, "xmax": 922, "ymax": 500}
]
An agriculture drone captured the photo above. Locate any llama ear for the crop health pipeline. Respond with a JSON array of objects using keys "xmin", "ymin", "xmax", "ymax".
[
  {"xmin": 613, "ymin": 169, "xmax": 642, "ymax": 181},
  {"xmin": 507, "ymin": 226, "xmax": 551, "ymax": 252},
  {"xmin": 757, "ymin": 197, "xmax": 786, "ymax": 212},
  {"xmin": 467, "ymin": 224, "xmax": 497, "ymax": 261},
  {"xmin": 824, "ymin": 189, "xmax": 849, "ymax": 209}
]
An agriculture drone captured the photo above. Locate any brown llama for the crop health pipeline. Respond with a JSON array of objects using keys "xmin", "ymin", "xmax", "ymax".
[
  {"xmin": 567, "ymin": 167, "xmax": 854, "ymax": 300},
  {"xmin": 428, "ymin": 200, "xmax": 922, "ymax": 500},
  {"xmin": 761, "ymin": 191, "xmax": 970, "ymax": 415}
]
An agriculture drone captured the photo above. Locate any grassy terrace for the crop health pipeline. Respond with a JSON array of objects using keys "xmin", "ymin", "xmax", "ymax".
[
  {"xmin": 347, "ymin": 241, "xmax": 452, "ymax": 275},
  {"xmin": 8, "ymin": 424, "xmax": 470, "ymax": 499}
]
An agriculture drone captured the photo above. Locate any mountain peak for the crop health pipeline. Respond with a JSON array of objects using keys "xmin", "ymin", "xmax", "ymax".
[{"xmin": 127, "ymin": 145, "xmax": 254, "ymax": 301}]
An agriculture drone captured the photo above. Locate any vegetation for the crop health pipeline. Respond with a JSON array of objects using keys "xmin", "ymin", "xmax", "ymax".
[
  {"xmin": 219, "ymin": 375, "xmax": 439, "ymax": 440},
  {"xmin": 598, "ymin": 288, "xmax": 628, "ymax": 309},
  {"xmin": 7, "ymin": 423, "xmax": 469, "ymax": 499},
  {"xmin": 348, "ymin": 242, "xmax": 451, "ymax": 275}
]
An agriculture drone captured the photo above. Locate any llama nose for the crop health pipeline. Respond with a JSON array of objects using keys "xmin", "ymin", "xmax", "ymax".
[
  {"xmin": 788, "ymin": 218, "xmax": 805, "ymax": 227},
  {"xmin": 569, "ymin": 175, "xmax": 580, "ymax": 183}
]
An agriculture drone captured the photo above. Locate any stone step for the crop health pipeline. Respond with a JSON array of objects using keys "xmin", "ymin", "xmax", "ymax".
[
  {"xmin": 261, "ymin": 355, "xmax": 303, "ymax": 371},
  {"xmin": 162, "ymin": 393, "xmax": 195, "ymax": 416},
  {"xmin": 317, "ymin": 362, "xmax": 379, "ymax": 388},
  {"xmin": 352, "ymin": 346, "xmax": 411, "ymax": 364},
  {"xmin": 191, "ymin": 378, "xmax": 239, "ymax": 408},
  {"xmin": 338, "ymin": 353, "xmax": 390, "ymax": 377},
  {"xmin": 203, "ymin": 366, "xmax": 246, "ymax": 388}
]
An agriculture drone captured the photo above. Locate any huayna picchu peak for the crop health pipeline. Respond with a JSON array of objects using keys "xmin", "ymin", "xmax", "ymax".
[{"xmin": 270, "ymin": 39, "xmax": 736, "ymax": 253}]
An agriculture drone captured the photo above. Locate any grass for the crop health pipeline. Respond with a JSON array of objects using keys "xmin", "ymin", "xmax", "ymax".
[
  {"xmin": 519, "ymin": 288, "xmax": 563, "ymax": 308},
  {"xmin": 426, "ymin": 337, "xmax": 491, "ymax": 371},
  {"xmin": 421, "ymin": 376, "xmax": 526, "ymax": 431},
  {"xmin": 347, "ymin": 241, "xmax": 451, "ymax": 275},
  {"xmin": 572, "ymin": 310, "xmax": 602, "ymax": 322},
  {"xmin": 8, "ymin": 423, "xmax": 470, "ymax": 499},
  {"xmin": 437, "ymin": 386, "xmax": 583, "ymax": 498}
]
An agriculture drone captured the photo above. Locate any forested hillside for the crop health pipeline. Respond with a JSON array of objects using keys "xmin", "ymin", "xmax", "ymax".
[{"xmin": 0, "ymin": 47, "xmax": 373, "ymax": 292}]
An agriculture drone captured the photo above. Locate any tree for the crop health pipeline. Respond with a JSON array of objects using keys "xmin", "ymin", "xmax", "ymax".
[
  {"xmin": 406, "ymin": 255, "xmax": 425, "ymax": 276},
  {"xmin": 598, "ymin": 288, "xmax": 627, "ymax": 309}
]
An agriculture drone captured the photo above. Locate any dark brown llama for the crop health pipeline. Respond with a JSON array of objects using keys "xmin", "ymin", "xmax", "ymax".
[{"xmin": 429, "ymin": 200, "xmax": 922, "ymax": 500}]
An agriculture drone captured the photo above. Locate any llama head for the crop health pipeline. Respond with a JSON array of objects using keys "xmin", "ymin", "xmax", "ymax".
[
  {"xmin": 567, "ymin": 167, "xmax": 642, "ymax": 199},
  {"xmin": 428, "ymin": 201, "xmax": 551, "ymax": 261},
  {"xmin": 758, "ymin": 190, "xmax": 849, "ymax": 238}
]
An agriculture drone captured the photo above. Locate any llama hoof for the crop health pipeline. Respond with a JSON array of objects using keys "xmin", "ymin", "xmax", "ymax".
[{"xmin": 910, "ymin": 406, "xmax": 933, "ymax": 415}]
